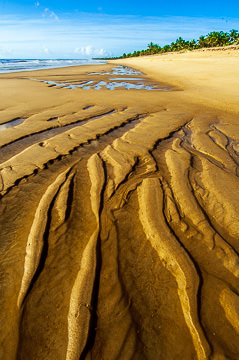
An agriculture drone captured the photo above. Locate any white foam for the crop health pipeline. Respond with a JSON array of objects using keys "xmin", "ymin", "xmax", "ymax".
[{"xmin": 0, "ymin": 59, "xmax": 106, "ymax": 73}]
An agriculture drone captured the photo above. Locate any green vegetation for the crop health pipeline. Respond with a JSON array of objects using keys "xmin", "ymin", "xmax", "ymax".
[{"xmin": 106, "ymin": 30, "xmax": 239, "ymax": 59}]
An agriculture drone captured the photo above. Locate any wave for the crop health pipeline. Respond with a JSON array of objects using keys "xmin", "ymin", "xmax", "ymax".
[{"xmin": 0, "ymin": 59, "xmax": 106, "ymax": 73}]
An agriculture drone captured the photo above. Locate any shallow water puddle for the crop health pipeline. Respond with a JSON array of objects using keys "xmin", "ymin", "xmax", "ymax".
[
  {"xmin": 111, "ymin": 66, "xmax": 143, "ymax": 75},
  {"xmin": 89, "ymin": 81, "xmax": 159, "ymax": 90},
  {"xmin": 64, "ymin": 81, "xmax": 94, "ymax": 89},
  {"xmin": 88, "ymin": 65, "xmax": 143, "ymax": 76},
  {"xmin": 31, "ymin": 65, "xmax": 169, "ymax": 91},
  {"xmin": 0, "ymin": 118, "xmax": 25, "ymax": 131},
  {"xmin": 110, "ymin": 77, "xmax": 144, "ymax": 81},
  {"xmin": 35, "ymin": 79, "xmax": 165, "ymax": 91}
]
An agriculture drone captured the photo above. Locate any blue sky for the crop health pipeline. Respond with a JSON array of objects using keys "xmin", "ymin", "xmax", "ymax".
[{"xmin": 0, "ymin": 0, "xmax": 239, "ymax": 58}]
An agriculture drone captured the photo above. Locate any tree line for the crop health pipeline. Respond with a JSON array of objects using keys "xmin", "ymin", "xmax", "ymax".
[{"xmin": 105, "ymin": 30, "xmax": 239, "ymax": 59}]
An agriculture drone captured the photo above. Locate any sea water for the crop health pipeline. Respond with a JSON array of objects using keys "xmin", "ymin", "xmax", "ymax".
[{"xmin": 0, "ymin": 59, "xmax": 106, "ymax": 73}]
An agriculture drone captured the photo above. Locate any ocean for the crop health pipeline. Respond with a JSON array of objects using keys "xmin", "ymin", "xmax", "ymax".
[{"xmin": 0, "ymin": 59, "xmax": 106, "ymax": 73}]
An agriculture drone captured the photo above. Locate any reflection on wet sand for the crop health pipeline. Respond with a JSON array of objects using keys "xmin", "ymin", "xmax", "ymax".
[
  {"xmin": 0, "ymin": 118, "xmax": 26, "ymax": 131},
  {"xmin": 31, "ymin": 65, "xmax": 168, "ymax": 91}
]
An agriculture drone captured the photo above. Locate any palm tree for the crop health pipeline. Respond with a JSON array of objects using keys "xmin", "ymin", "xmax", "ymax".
[
  {"xmin": 189, "ymin": 40, "xmax": 197, "ymax": 50},
  {"xmin": 206, "ymin": 31, "xmax": 230, "ymax": 47},
  {"xmin": 175, "ymin": 37, "xmax": 186, "ymax": 50},
  {"xmin": 162, "ymin": 45, "xmax": 170, "ymax": 52},
  {"xmin": 229, "ymin": 29, "xmax": 239, "ymax": 43},
  {"xmin": 114, "ymin": 28, "xmax": 238, "ymax": 59},
  {"xmin": 198, "ymin": 35, "xmax": 208, "ymax": 48}
]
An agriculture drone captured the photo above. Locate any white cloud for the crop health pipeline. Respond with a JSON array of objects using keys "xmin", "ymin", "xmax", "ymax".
[
  {"xmin": 35, "ymin": 2, "xmax": 40, "ymax": 7},
  {"xmin": 74, "ymin": 46, "xmax": 110, "ymax": 58},
  {"xmin": 43, "ymin": 47, "xmax": 49, "ymax": 54},
  {"xmin": 50, "ymin": 12, "xmax": 59, "ymax": 21},
  {"xmin": 42, "ymin": 8, "xmax": 59, "ymax": 21}
]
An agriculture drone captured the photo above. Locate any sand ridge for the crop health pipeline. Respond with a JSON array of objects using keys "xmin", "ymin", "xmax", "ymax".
[{"xmin": 0, "ymin": 51, "xmax": 239, "ymax": 359}]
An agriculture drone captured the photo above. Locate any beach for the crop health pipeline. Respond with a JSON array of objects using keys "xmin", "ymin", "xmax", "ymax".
[{"xmin": 1, "ymin": 49, "xmax": 239, "ymax": 360}]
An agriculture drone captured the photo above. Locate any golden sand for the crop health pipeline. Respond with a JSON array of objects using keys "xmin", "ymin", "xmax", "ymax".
[{"xmin": 0, "ymin": 49, "xmax": 239, "ymax": 360}]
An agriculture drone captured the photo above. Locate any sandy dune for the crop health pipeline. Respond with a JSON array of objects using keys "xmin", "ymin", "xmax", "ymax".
[{"xmin": 0, "ymin": 50, "xmax": 239, "ymax": 360}]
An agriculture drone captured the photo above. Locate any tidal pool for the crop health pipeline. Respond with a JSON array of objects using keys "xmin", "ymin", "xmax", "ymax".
[{"xmin": 0, "ymin": 118, "xmax": 26, "ymax": 131}]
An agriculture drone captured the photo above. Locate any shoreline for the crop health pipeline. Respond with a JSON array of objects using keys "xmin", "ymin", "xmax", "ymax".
[{"xmin": 0, "ymin": 59, "xmax": 106, "ymax": 74}]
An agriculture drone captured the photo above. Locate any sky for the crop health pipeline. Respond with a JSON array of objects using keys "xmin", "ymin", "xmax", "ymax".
[{"xmin": 0, "ymin": 0, "xmax": 239, "ymax": 58}]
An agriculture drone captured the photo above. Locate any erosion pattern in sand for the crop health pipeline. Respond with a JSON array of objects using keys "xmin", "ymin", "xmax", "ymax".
[{"xmin": 0, "ymin": 54, "xmax": 239, "ymax": 360}]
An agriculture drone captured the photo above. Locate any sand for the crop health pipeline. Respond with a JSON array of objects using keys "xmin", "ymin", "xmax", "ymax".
[
  {"xmin": 0, "ymin": 49, "xmax": 239, "ymax": 360},
  {"xmin": 111, "ymin": 49, "xmax": 239, "ymax": 114}
]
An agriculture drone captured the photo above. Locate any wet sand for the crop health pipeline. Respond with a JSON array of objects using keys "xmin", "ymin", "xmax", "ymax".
[{"xmin": 0, "ymin": 50, "xmax": 239, "ymax": 360}]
